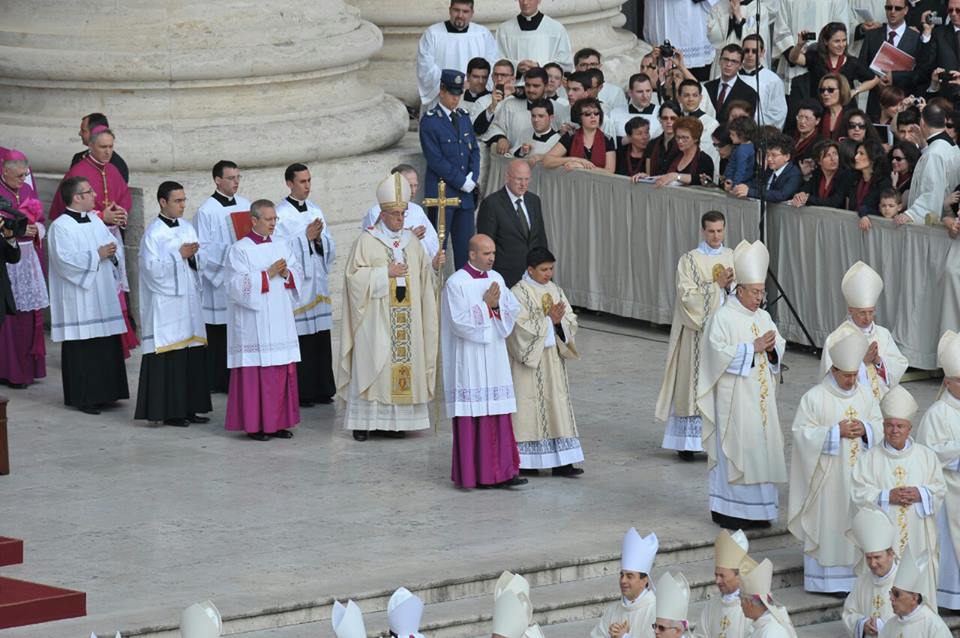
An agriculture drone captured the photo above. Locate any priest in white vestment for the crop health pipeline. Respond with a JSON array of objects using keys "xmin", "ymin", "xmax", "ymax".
[
  {"xmin": 274, "ymin": 163, "xmax": 337, "ymax": 407},
  {"xmin": 901, "ymin": 106, "xmax": 960, "ymax": 225},
  {"xmin": 591, "ymin": 528, "xmax": 658, "ymax": 638},
  {"xmin": 789, "ymin": 324, "xmax": 884, "ymax": 593},
  {"xmin": 337, "ymin": 174, "xmax": 443, "ymax": 441},
  {"xmin": 495, "ymin": 1, "xmax": 573, "ymax": 72},
  {"xmin": 417, "ymin": 1, "xmax": 499, "ymax": 108},
  {"xmin": 493, "ymin": 571, "xmax": 546, "ymax": 638},
  {"xmin": 851, "ymin": 386, "xmax": 946, "ymax": 606},
  {"xmin": 360, "ymin": 165, "xmax": 440, "ymax": 260},
  {"xmin": 697, "ymin": 240, "xmax": 788, "ymax": 529},
  {"xmin": 820, "ymin": 262, "xmax": 908, "ymax": 402},
  {"xmin": 223, "ymin": 199, "xmax": 303, "ymax": 441},
  {"xmin": 134, "ymin": 181, "xmax": 212, "ymax": 427},
  {"xmin": 655, "ymin": 571, "xmax": 692, "ymax": 636},
  {"xmin": 696, "ymin": 530, "xmax": 751, "ymax": 638},
  {"xmin": 196, "ymin": 160, "xmax": 252, "ymax": 393},
  {"xmin": 739, "ymin": 559, "xmax": 797, "ymax": 638},
  {"xmin": 506, "ymin": 247, "xmax": 583, "ymax": 476},
  {"xmin": 916, "ymin": 330, "xmax": 960, "ymax": 611},
  {"xmin": 878, "ymin": 546, "xmax": 952, "ymax": 637},
  {"xmin": 332, "ymin": 599, "xmax": 367, "ymax": 638},
  {"xmin": 842, "ymin": 506, "xmax": 899, "ymax": 637},
  {"xmin": 48, "ymin": 176, "xmax": 129, "ymax": 414},
  {"xmin": 443, "ymin": 233, "xmax": 525, "ymax": 489},
  {"xmin": 656, "ymin": 210, "xmax": 735, "ymax": 459}
]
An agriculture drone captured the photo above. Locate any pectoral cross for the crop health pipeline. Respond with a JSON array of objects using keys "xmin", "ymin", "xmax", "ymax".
[
  {"xmin": 844, "ymin": 406, "xmax": 858, "ymax": 420},
  {"xmin": 422, "ymin": 180, "xmax": 461, "ymax": 249}
]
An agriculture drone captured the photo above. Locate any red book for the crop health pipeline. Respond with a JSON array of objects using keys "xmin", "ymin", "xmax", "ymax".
[
  {"xmin": 229, "ymin": 210, "xmax": 252, "ymax": 241},
  {"xmin": 870, "ymin": 42, "xmax": 915, "ymax": 76}
]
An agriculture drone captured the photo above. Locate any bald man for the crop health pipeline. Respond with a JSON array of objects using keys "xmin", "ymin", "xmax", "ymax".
[
  {"xmin": 476, "ymin": 160, "xmax": 549, "ymax": 287},
  {"xmin": 441, "ymin": 234, "xmax": 526, "ymax": 489}
]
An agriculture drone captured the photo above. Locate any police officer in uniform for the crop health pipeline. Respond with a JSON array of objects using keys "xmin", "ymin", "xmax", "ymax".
[{"xmin": 419, "ymin": 69, "xmax": 481, "ymax": 270}]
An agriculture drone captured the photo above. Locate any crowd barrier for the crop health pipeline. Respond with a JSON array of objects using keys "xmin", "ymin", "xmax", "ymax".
[{"xmin": 484, "ymin": 156, "xmax": 960, "ymax": 370}]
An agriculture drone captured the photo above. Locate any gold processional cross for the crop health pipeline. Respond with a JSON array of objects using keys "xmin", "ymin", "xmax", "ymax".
[{"xmin": 422, "ymin": 179, "xmax": 461, "ymax": 249}]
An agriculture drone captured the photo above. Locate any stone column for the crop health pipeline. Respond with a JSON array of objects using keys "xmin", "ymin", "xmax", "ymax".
[{"xmin": 353, "ymin": 0, "xmax": 650, "ymax": 108}]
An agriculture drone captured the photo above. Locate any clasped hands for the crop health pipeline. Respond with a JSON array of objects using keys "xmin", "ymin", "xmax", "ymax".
[
  {"xmin": 305, "ymin": 218, "xmax": 325, "ymax": 241},
  {"xmin": 609, "ymin": 620, "xmax": 630, "ymax": 638},
  {"xmin": 483, "ymin": 281, "xmax": 501, "ymax": 310},
  {"xmin": 753, "ymin": 329, "xmax": 776, "ymax": 353},
  {"xmin": 839, "ymin": 419, "xmax": 866, "ymax": 440},
  {"xmin": 267, "ymin": 258, "xmax": 289, "ymax": 279},
  {"xmin": 102, "ymin": 202, "xmax": 128, "ymax": 227},
  {"xmin": 889, "ymin": 486, "xmax": 923, "ymax": 506},
  {"xmin": 179, "ymin": 242, "xmax": 200, "ymax": 259}
]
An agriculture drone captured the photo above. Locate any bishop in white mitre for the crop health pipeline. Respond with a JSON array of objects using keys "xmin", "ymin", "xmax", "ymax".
[
  {"xmin": 851, "ymin": 386, "xmax": 946, "ymax": 607},
  {"xmin": 878, "ymin": 546, "xmax": 951, "ymax": 637},
  {"xmin": 223, "ymin": 200, "xmax": 303, "ymax": 441},
  {"xmin": 493, "ymin": 571, "xmax": 546, "ymax": 638},
  {"xmin": 656, "ymin": 210, "xmax": 735, "ymax": 458},
  {"xmin": 417, "ymin": 4, "xmax": 498, "ymax": 108},
  {"xmin": 696, "ymin": 530, "xmax": 751, "ymax": 638},
  {"xmin": 842, "ymin": 506, "xmax": 899, "ymax": 638},
  {"xmin": 789, "ymin": 323, "xmax": 884, "ymax": 593},
  {"xmin": 916, "ymin": 330, "xmax": 960, "ymax": 611},
  {"xmin": 697, "ymin": 240, "xmax": 788, "ymax": 529},
  {"xmin": 655, "ymin": 571, "xmax": 692, "ymax": 636},
  {"xmin": 360, "ymin": 166, "xmax": 440, "ymax": 260},
  {"xmin": 387, "ymin": 587, "xmax": 426, "ymax": 638},
  {"xmin": 332, "ymin": 599, "xmax": 366, "ymax": 638},
  {"xmin": 274, "ymin": 163, "xmax": 337, "ymax": 407},
  {"xmin": 820, "ymin": 262, "xmax": 908, "ymax": 403},
  {"xmin": 739, "ymin": 559, "xmax": 797, "ymax": 638},
  {"xmin": 337, "ymin": 173, "xmax": 443, "ymax": 441},
  {"xmin": 591, "ymin": 528, "xmax": 659, "ymax": 638}
]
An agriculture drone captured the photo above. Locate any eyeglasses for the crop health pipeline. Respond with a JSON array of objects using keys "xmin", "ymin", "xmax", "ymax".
[
  {"xmin": 820, "ymin": 87, "xmax": 838, "ymax": 94},
  {"xmin": 884, "ymin": 4, "xmax": 906, "ymax": 10},
  {"xmin": 949, "ymin": 7, "xmax": 960, "ymax": 13},
  {"xmin": 742, "ymin": 47, "xmax": 759, "ymax": 54},
  {"xmin": 651, "ymin": 624, "xmax": 680, "ymax": 632},
  {"xmin": 720, "ymin": 57, "xmax": 741, "ymax": 64},
  {"xmin": 580, "ymin": 110, "xmax": 600, "ymax": 116},
  {"xmin": 77, "ymin": 189, "xmax": 95, "ymax": 196},
  {"xmin": 892, "ymin": 155, "xmax": 906, "ymax": 161},
  {"xmin": 848, "ymin": 121, "xmax": 867, "ymax": 129},
  {"xmin": 796, "ymin": 113, "xmax": 817, "ymax": 121}
]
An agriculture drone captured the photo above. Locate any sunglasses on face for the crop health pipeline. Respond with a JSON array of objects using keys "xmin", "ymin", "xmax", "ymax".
[
  {"xmin": 892, "ymin": 155, "xmax": 906, "ymax": 161},
  {"xmin": 743, "ymin": 47, "xmax": 759, "ymax": 54},
  {"xmin": 884, "ymin": 4, "xmax": 906, "ymax": 10},
  {"xmin": 820, "ymin": 87, "xmax": 838, "ymax": 94},
  {"xmin": 949, "ymin": 7, "xmax": 960, "ymax": 13},
  {"xmin": 581, "ymin": 111, "xmax": 600, "ymax": 116},
  {"xmin": 849, "ymin": 122, "xmax": 867, "ymax": 129}
]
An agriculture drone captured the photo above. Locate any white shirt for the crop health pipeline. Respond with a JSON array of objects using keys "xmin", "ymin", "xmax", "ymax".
[{"xmin": 505, "ymin": 186, "xmax": 530, "ymax": 227}]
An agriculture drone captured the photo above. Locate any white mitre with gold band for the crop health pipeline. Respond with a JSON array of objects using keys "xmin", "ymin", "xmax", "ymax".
[
  {"xmin": 849, "ymin": 505, "xmax": 896, "ymax": 554},
  {"xmin": 715, "ymin": 529, "xmax": 749, "ymax": 570},
  {"xmin": 828, "ymin": 323, "xmax": 870, "ymax": 373},
  {"xmin": 376, "ymin": 172, "xmax": 411, "ymax": 210},
  {"xmin": 841, "ymin": 261, "xmax": 883, "ymax": 309},
  {"xmin": 880, "ymin": 385, "xmax": 919, "ymax": 422},
  {"xmin": 938, "ymin": 330, "xmax": 960, "ymax": 378},
  {"xmin": 733, "ymin": 240, "xmax": 769, "ymax": 285},
  {"xmin": 893, "ymin": 545, "xmax": 937, "ymax": 611},
  {"xmin": 655, "ymin": 571, "xmax": 690, "ymax": 623}
]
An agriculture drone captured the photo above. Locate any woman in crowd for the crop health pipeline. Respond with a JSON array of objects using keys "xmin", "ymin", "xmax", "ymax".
[
  {"xmin": 792, "ymin": 98, "xmax": 826, "ymax": 178},
  {"xmin": 847, "ymin": 140, "xmax": 892, "ymax": 230},
  {"xmin": 543, "ymin": 97, "xmax": 616, "ymax": 173},
  {"xmin": 653, "ymin": 116, "xmax": 715, "ymax": 187},
  {"xmin": 839, "ymin": 108, "xmax": 882, "ymax": 158},
  {"xmin": 617, "ymin": 117, "xmax": 650, "ymax": 180},
  {"xmin": 875, "ymin": 86, "xmax": 906, "ymax": 128},
  {"xmin": 711, "ymin": 126, "xmax": 733, "ymax": 177},
  {"xmin": 817, "ymin": 73, "xmax": 852, "ymax": 141},
  {"xmin": 789, "ymin": 140, "xmax": 852, "ymax": 209},
  {"xmin": 723, "ymin": 116, "xmax": 757, "ymax": 189},
  {"xmin": 721, "ymin": 99, "xmax": 754, "ymax": 125},
  {"xmin": 888, "ymin": 141, "xmax": 920, "ymax": 201},
  {"xmin": 643, "ymin": 100, "xmax": 681, "ymax": 177},
  {"xmin": 789, "ymin": 22, "xmax": 879, "ymax": 101}
]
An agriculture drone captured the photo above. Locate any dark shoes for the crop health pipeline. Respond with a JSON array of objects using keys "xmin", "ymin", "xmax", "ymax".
[
  {"xmin": 381, "ymin": 430, "xmax": 406, "ymax": 439},
  {"xmin": 163, "ymin": 418, "xmax": 190, "ymax": 427},
  {"xmin": 186, "ymin": 414, "xmax": 210, "ymax": 424},
  {"xmin": 552, "ymin": 464, "xmax": 584, "ymax": 477},
  {"xmin": 247, "ymin": 432, "xmax": 270, "ymax": 442},
  {"xmin": 316, "ymin": 396, "xmax": 334, "ymax": 404},
  {"xmin": 270, "ymin": 429, "xmax": 293, "ymax": 439},
  {"xmin": 677, "ymin": 451, "xmax": 697, "ymax": 461},
  {"xmin": 299, "ymin": 400, "xmax": 315, "ymax": 408},
  {"xmin": 353, "ymin": 430, "xmax": 368, "ymax": 441},
  {"xmin": 498, "ymin": 476, "xmax": 529, "ymax": 488},
  {"xmin": 79, "ymin": 405, "xmax": 101, "ymax": 415},
  {"xmin": 711, "ymin": 511, "xmax": 772, "ymax": 530}
]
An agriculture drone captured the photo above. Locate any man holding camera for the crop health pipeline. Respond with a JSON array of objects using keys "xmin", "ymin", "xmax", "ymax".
[{"xmin": 918, "ymin": 0, "xmax": 960, "ymax": 101}]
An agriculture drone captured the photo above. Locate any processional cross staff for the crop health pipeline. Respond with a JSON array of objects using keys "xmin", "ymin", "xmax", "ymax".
[{"xmin": 421, "ymin": 179, "xmax": 461, "ymax": 432}]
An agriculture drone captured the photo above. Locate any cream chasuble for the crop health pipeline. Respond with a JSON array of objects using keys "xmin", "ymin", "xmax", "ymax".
[
  {"xmin": 695, "ymin": 591, "xmax": 750, "ymax": 638},
  {"xmin": 877, "ymin": 604, "xmax": 952, "ymax": 638},
  {"xmin": 656, "ymin": 243, "xmax": 734, "ymax": 452},
  {"xmin": 590, "ymin": 591, "xmax": 657, "ymax": 638},
  {"xmin": 336, "ymin": 224, "xmax": 439, "ymax": 431},
  {"xmin": 820, "ymin": 320, "xmax": 908, "ymax": 402},
  {"xmin": 788, "ymin": 376, "xmax": 883, "ymax": 582},
  {"xmin": 274, "ymin": 198, "xmax": 335, "ymax": 336},
  {"xmin": 196, "ymin": 194, "xmax": 252, "ymax": 325},
  {"xmin": 748, "ymin": 610, "xmax": 796, "ymax": 638},
  {"xmin": 851, "ymin": 439, "xmax": 946, "ymax": 607},
  {"xmin": 841, "ymin": 562, "xmax": 897, "ymax": 638}
]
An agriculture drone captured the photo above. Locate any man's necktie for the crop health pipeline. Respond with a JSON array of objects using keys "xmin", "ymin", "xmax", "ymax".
[
  {"xmin": 515, "ymin": 198, "xmax": 530, "ymax": 237},
  {"xmin": 717, "ymin": 82, "xmax": 729, "ymax": 106},
  {"xmin": 450, "ymin": 111, "xmax": 460, "ymax": 128},
  {"xmin": 887, "ymin": 30, "xmax": 896, "ymax": 45}
]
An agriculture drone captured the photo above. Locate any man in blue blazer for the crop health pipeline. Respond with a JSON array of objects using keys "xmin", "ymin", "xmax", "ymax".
[
  {"xmin": 420, "ymin": 69, "xmax": 482, "ymax": 270},
  {"xmin": 732, "ymin": 135, "xmax": 803, "ymax": 203}
]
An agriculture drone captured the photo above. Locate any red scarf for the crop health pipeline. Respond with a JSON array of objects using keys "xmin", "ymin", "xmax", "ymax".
[
  {"xmin": 855, "ymin": 177, "xmax": 871, "ymax": 208},
  {"xmin": 818, "ymin": 173, "xmax": 834, "ymax": 200},
  {"xmin": 826, "ymin": 53, "xmax": 846, "ymax": 74},
  {"xmin": 668, "ymin": 150, "xmax": 700, "ymax": 176},
  {"xmin": 570, "ymin": 128, "xmax": 608, "ymax": 168},
  {"xmin": 820, "ymin": 110, "xmax": 842, "ymax": 140}
]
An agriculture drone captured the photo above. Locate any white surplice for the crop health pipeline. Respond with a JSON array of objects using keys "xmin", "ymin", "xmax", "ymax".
[
  {"xmin": 644, "ymin": 0, "xmax": 722, "ymax": 69},
  {"xmin": 361, "ymin": 201, "xmax": 439, "ymax": 259},
  {"xmin": 842, "ymin": 561, "xmax": 897, "ymax": 638},
  {"xmin": 495, "ymin": 13, "xmax": 573, "ymax": 72},
  {"xmin": 820, "ymin": 319, "xmax": 908, "ymax": 402},
  {"xmin": 274, "ymin": 198, "xmax": 335, "ymax": 335},
  {"xmin": 590, "ymin": 590, "xmax": 657, "ymax": 638},
  {"xmin": 417, "ymin": 21, "xmax": 499, "ymax": 107},
  {"xmin": 138, "ymin": 217, "xmax": 206, "ymax": 354},
  {"xmin": 48, "ymin": 211, "xmax": 126, "ymax": 343},
  {"xmin": 902, "ymin": 137, "xmax": 960, "ymax": 224},
  {"xmin": 224, "ymin": 235, "xmax": 302, "ymax": 369},
  {"xmin": 195, "ymin": 193, "xmax": 252, "ymax": 324},
  {"xmin": 739, "ymin": 68, "xmax": 788, "ymax": 130},
  {"xmin": 789, "ymin": 375, "xmax": 883, "ymax": 592},
  {"xmin": 441, "ymin": 267, "xmax": 520, "ymax": 418}
]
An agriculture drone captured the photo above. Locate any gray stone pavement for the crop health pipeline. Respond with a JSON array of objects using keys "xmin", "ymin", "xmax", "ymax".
[{"xmin": 0, "ymin": 314, "xmax": 943, "ymax": 637}]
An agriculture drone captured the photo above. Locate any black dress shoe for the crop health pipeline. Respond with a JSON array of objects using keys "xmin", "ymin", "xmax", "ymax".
[
  {"xmin": 247, "ymin": 432, "xmax": 270, "ymax": 441},
  {"xmin": 186, "ymin": 414, "xmax": 210, "ymax": 424},
  {"xmin": 353, "ymin": 430, "xmax": 368, "ymax": 441},
  {"xmin": 6, "ymin": 382, "xmax": 28, "ymax": 389},
  {"xmin": 316, "ymin": 396, "xmax": 334, "ymax": 405},
  {"xmin": 519, "ymin": 468, "xmax": 540, "ymax": 476},
  {"xmin": 163, "ymin": 418, "xmax": 190, "ymax": 427},
  {"xmin": 497, "ymin": 476, "xmax": 529, "ymax": 488},
  {"xmin": 551, "ymin": 464, "xmax": 584, "ymax": 477},
  {"xmin": 380, "ymin": 430, "xmax": 406, "ymax": 439},
  {"xmin": 677, "ymin": 451, "xmax": 696, "ymax": 461},
  {"xmin": 270, "ymin": 429, "xmax": 294, "ymax": 439},
  {"xmin": 79, "ymin": 405, "xmax": 101, "ymax": 415},
  {"xmin": 299, "ymin": 400, "xmax": 315, "ymax": 408}
]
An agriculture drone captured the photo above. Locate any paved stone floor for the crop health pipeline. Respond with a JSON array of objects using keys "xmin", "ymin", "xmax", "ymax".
[{"xmin": 0, "ymin": 313, "xmax": 943, "ymax": 637}]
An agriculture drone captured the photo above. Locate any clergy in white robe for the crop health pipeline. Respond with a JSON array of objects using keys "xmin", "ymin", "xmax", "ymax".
[
  {"xmin": 493, "ymin": 571, "xmax": 546, "ymax": 638},
  {"xmin": 274, "ymin": 163, "xmax": 337, "ymax": 407},
  {"xmin": 697, "ymin": 240, "xmax": 788, "ymax": 529},
  {"xmin": 695, "ymin": 530, "xmax": 752, "ymax": 638},
  {"xmin": 644, "ymin": 0, "xmax": 722, "ymax": 73},
  {"xmin": 851, "ymin": 386, "xmax": 946, "ymax": 606},
  {"xmin": 417, "ymin": 3, "xmax": 499, "ymax": 108},
  {"xmin": 223, "ymin": 200, "xmax": 303, "ymax": 441},
  {"xmin": 196, "ymin": 160, "xmax": 252, "ymax": 393},
  {"xmin": 878, "ymin": 546, "xmax": 951, "ymax": 636},
  {"xmin": 655, "ymin": 571, "xmax": 692, "ymax": 636},
  {"xmin": 443, "ymin": 233, "xmax": 524, "ymax": 489},
  {"xmin": 789, "ymin": 324, "xmax": 884, "ymax": 593},
  {"xmin": 48, "ymin": 176, "xmax": 129, "ymax": 414},
  {"xmin": 916, "ymin": 330, "xmax": 960, "ymax": 611},
  {"xmin": 387, "ymin": 587, "xmax": 427, "ymax": 638},
  {"xmin": 592, "ymin": 529, "xmax": 658, "ymax": 638},
  {"xmin": 656, "ymin": 211, "xmax": 735, "ymax": 458},
  {"xmin": 506, "ymin": 248, "xmax": 582, "ymax": 474},
  {"xmin": 842, "ymin": 506, "xmax": 899, "ymax": 637},
  {"xmin": 707, "ymin": 2, "xmax": 774, "ymax": 79},
  {"xmin": 739, "ymin": 35, "xmax": 788, "ymax": 130},
  {"xmin": 901, "ymin": 116, "xmax": 960, "ymax": 224},
  {"xmin": 337, "ymin": 174, "xmax": 443, "ymax": 440},
  {"xmin": 771, "ymin": 0, "xmax": 850, "ymax": 93},
  {"xmin": 134, "ymin": 181, "xmax": 212, "ymax": 427},
  {"xmin": 495, "ymin": 4, "xmax": 573, "ymax": 72},
  {"xmin": 360, "ymin": 165, "xmax": 440, "ymax": 260},
  {"xmin": 820, "ymin": 262, "xmax": 908, "ymax": 402},
  {"xmin": 739, "ymin": 559, "xmax": 797, "ymax": 638}
]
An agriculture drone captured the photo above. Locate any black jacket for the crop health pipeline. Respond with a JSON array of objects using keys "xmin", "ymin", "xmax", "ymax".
[
  {"xmin": 475, "ymin": 188, "xmax": 549, "ymax": 287},
  {"xmin": 859, "ymin": 26, "xmax": 921, "ymax": 119},
  {"xmin": 918, "ymin": 23, "xmax": 960, "ymax": 101},
  {"xmin": 703, "ymin": 77, "xmax": 758, "ymax": 121},
  {"xmin": 0, "ymin": 236, "xmax": 22, "ymax": 325}
]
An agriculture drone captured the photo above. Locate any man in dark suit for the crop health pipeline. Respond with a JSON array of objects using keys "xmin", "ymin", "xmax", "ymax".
[
  {"xmin": 476, "ymin": 159, "xmax": 548, "ymax": 287},
  {"xmin": 0, "ymin": 215, "xmax": 22, "ymax": 327},
  {"xmin": 703, "ymin": 44, "xmax": 758, "ymax": 122},
  {"xmin": 917, "ymin": 0, "xmax": 960, "ymax": 101},
  {"xmin": 732, "ymin": 135, "xmax": 803, "ymax": 203},
  {"xmin": 906, "ymin": 0, "xmax": 948, "ymax": 30},
  {"xmin": 858, "ymin": 1, "xmax": 922, "ymax": 119}
]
